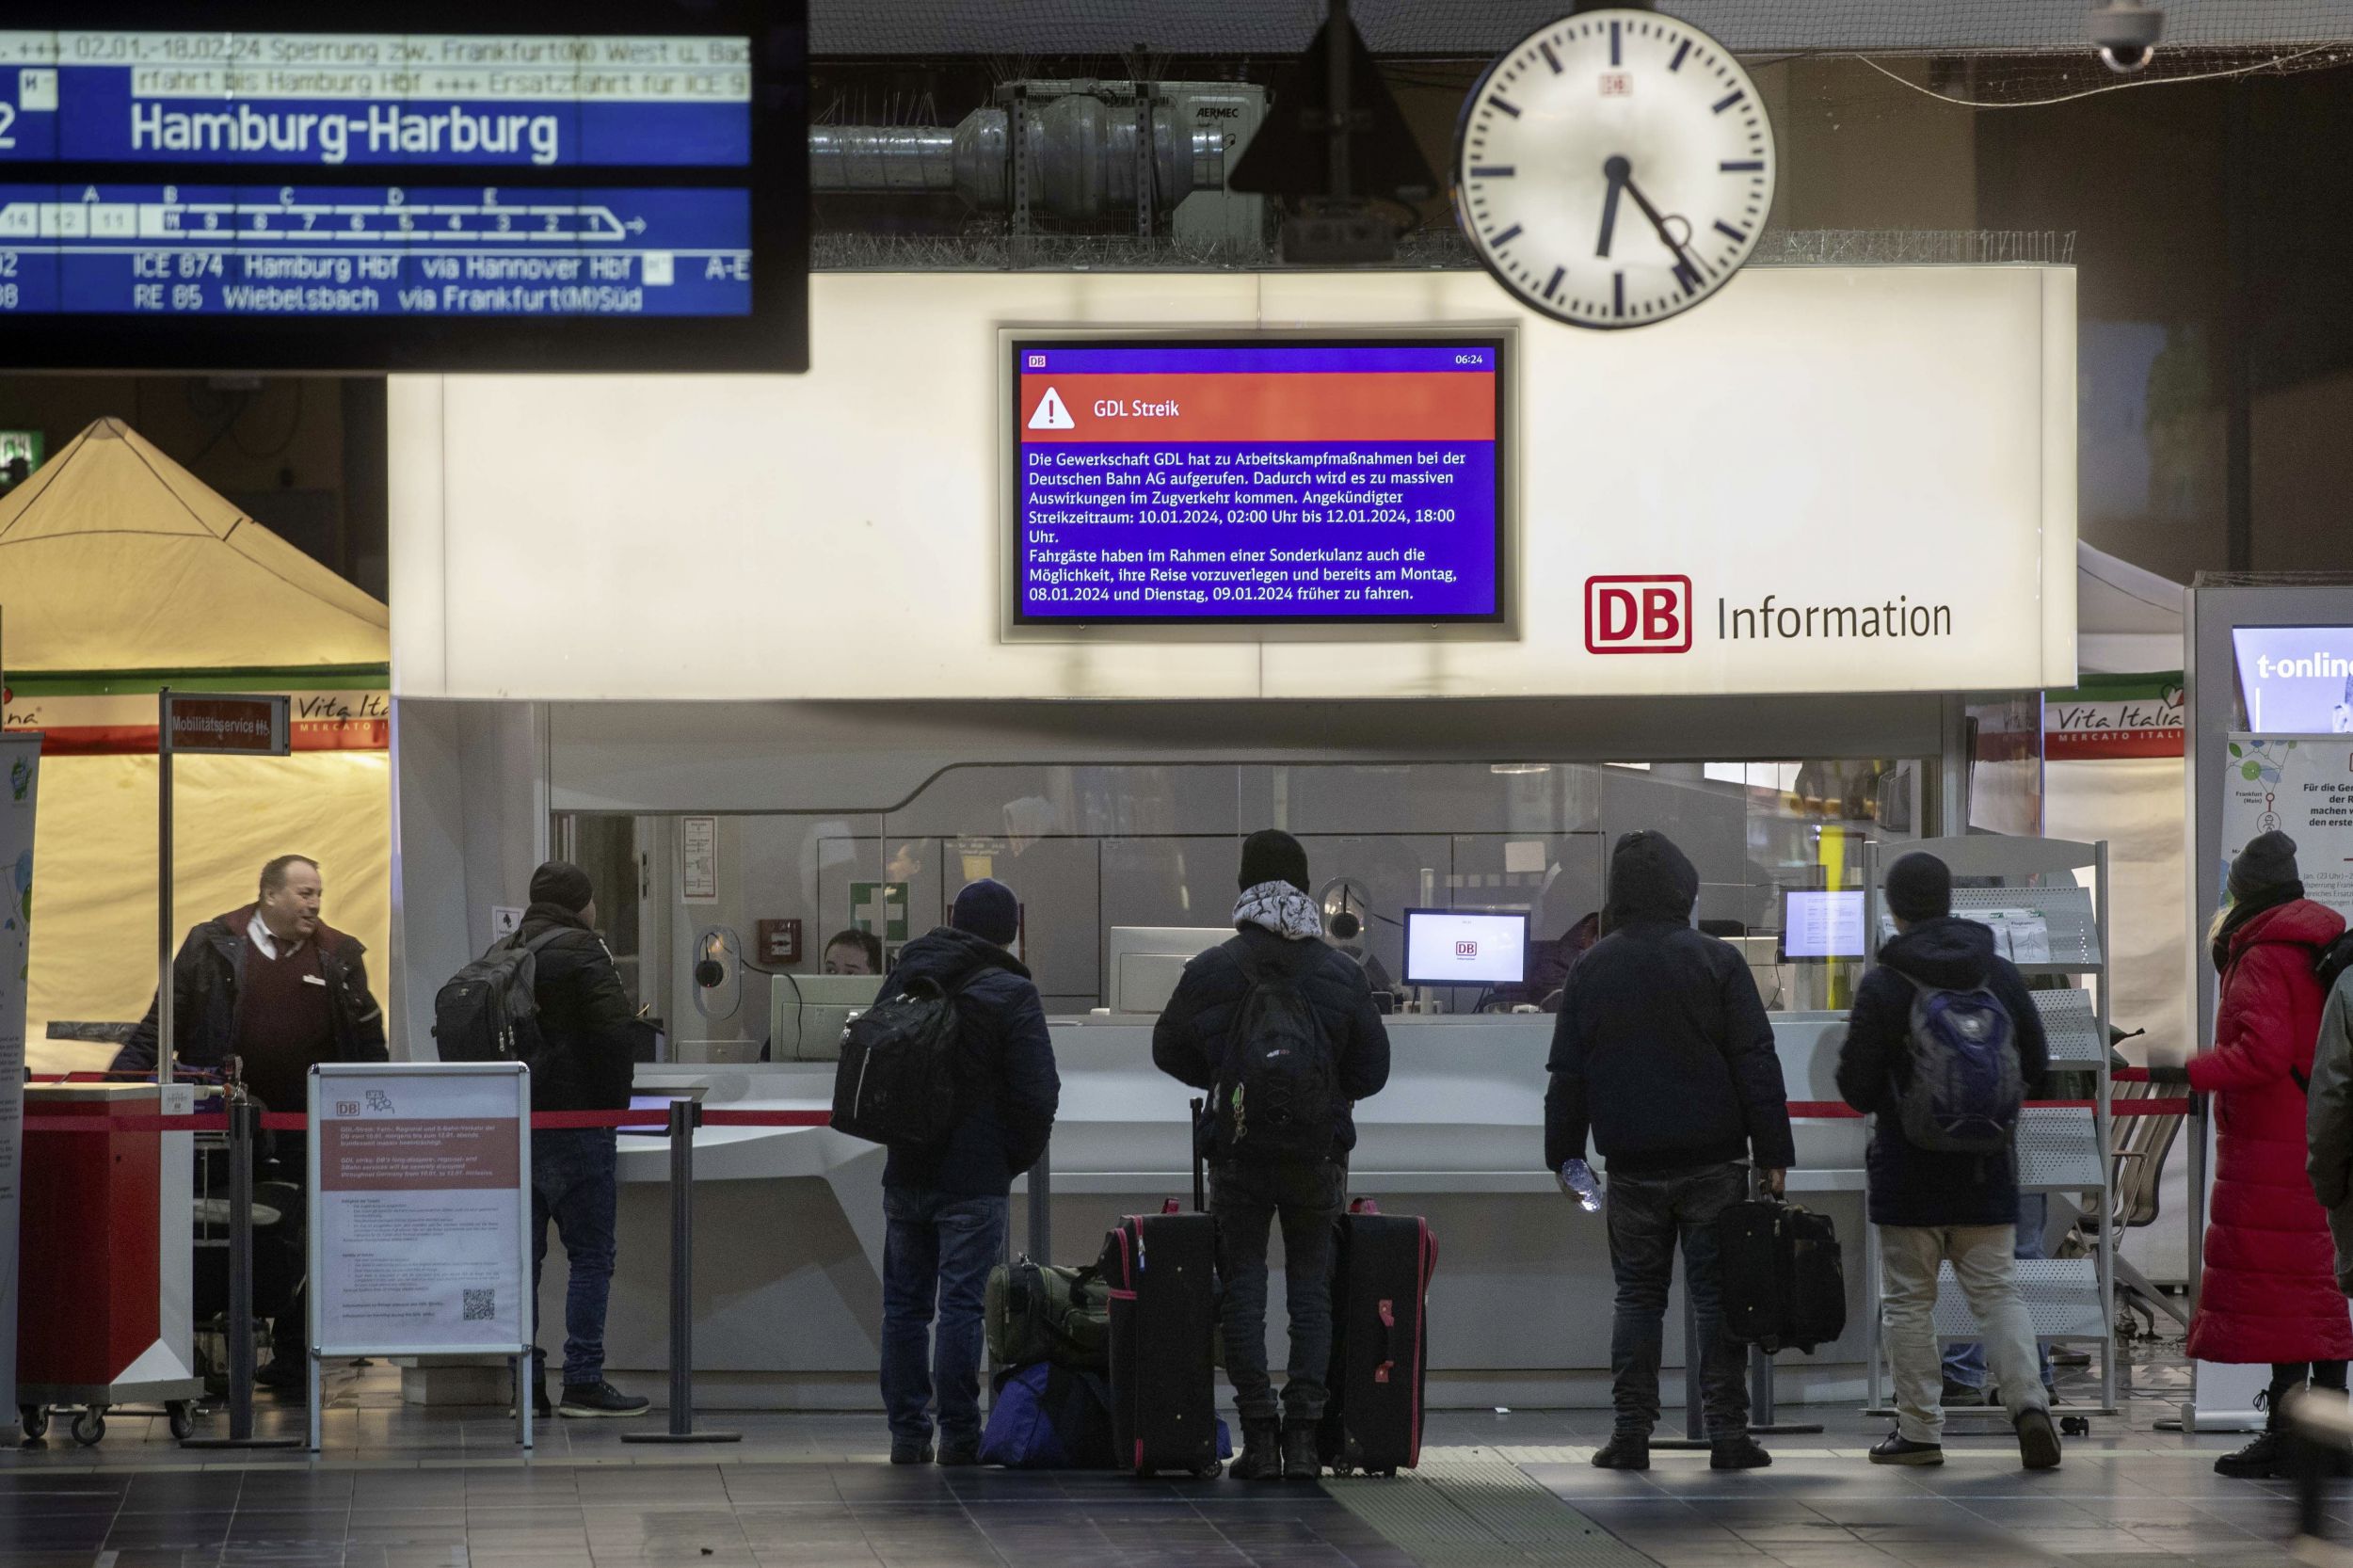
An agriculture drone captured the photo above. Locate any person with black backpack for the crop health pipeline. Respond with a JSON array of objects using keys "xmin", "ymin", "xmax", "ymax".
[
  {"xmin": 506, "ymin": 862, "xmax": 650, "ymax": 1420},
  {"xmin": 1836, "ymin": 851, "xmax": 2058, "ymax": 1470},
  {"xmin": 1152, "ymin": 830, "xmax": 1392, "ymax": 1482},
  {"xmin": 871, "ymin": 878, "xmax": 1060, "ymax": 1466}
]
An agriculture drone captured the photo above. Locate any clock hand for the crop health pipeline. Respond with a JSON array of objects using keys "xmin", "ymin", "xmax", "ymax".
[
  {"xmin": 1621, "ymin": 174, "xmax": 1705, "ymax": 291},
  {"xmin": 1596, "ymin": 154, "xmax": 1630, "ymax": 259}
]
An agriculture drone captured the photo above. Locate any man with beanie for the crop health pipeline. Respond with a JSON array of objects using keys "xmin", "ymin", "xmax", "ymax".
[
  {"xmin": 877, "ymin": 878, "xmax": 1060, "ymax": 1465},
  {"xmin": 1837, "ymin": 851, "xmax": 2058, "ymax": 1470},
  {"xmin": 1154, "ymin": 829, "xmax": 1392, "ymax": 1481},
  {"xmin": 516, "ymin": 861, "xmax": 651, "ymax": 1419},
  {"xmin": 1545, "ymin": 830, "xmax": 1792, "ymax": 1472}
]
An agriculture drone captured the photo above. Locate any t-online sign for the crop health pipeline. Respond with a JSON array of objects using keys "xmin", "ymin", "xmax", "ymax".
[{"xmin": 1586, "ymin": 575, "xmax": 1692, "ymax": 654}]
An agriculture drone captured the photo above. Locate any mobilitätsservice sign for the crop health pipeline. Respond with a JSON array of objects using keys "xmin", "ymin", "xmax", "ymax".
[{"xmin": 164, "ymin": 693, "xmax": 290, "ymax": 757}]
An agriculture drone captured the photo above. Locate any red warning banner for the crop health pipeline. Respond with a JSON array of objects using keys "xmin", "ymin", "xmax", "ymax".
[{"xmin": 1018, "ymin": 373, "xmax": 1497, "ymax": 443}]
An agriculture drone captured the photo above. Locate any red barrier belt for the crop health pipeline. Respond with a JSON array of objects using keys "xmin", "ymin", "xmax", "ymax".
[
  {"xmin": 23, "ymin": 1109, "xmax": 835, "ymax": 1133},
  {"xmin": 1785, "ymin": 1099, "xmax": 2191, "ymax": 1119}
]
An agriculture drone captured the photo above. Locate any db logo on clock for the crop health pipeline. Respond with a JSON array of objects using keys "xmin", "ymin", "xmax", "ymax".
[{"xmin": 1587, "ymin": 575, "xmax": 1692, "ymax": 654}]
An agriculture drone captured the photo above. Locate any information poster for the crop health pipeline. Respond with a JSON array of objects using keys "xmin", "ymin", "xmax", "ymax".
[
  {"xmin": 680, "ymin": 815, "xmax": 717, "ymax": 904},
  {"xmin": 2219, "ymin": 735, "xmax": 2353, "ymax": 919},
  {"xmin": 0, "ymin": 736, "xmax": 39, "ymax": 1415},
  {"xmin": 311, "ymin": 1064, "xmax": 528, "ymax": 1354}
]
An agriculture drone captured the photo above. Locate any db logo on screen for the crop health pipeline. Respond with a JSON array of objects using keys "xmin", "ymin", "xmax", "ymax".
[
  {"xmin": 1586, "ymin": 575, "xmax": 1692, "ymax": 654},
  {"xmin": 1455, "ymin": 940, "xmax": 1480, "ymax": 958}
]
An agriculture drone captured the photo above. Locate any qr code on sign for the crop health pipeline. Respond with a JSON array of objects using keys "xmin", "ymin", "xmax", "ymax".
[{"xmin": 462, "ymin": 1289, "xmax": 495, "ymax": 1321}]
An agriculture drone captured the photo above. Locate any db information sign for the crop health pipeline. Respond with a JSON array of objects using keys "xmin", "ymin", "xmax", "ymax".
[
  {"xmin": 164, "ymin": 693, "xmax": 290, "ymax": 756},
  {"xmin": 307, "ymin": 1062, "xmax": 533, "ymax": 1449}
]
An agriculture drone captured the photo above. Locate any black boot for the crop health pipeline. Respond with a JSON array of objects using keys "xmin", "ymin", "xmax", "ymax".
[
  {"xmin": 1281, "ymin": 1421, "xmax": 1321, "ymax": 1481},
  {"xmin": 1230, "ymin": 1417, "xmax": 1284, "ymax": 1480},
  {"xmin": 1592, "ymin": 1432, "xmax": 1651, "ymax": 1470},
  {"xmin": 2215, "ymin": 1429, "xmax": 2292, "ymax": 1480}
]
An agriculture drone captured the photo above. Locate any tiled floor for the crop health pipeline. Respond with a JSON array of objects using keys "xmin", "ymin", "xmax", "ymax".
[{"xmin": 3, "ymin": 1355, "xmax": 2345, "ymax": 1568}]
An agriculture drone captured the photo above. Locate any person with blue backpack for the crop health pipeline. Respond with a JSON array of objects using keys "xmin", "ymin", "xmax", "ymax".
[
  {"xmin": 1152, "ymin": 830, "xmax": 1392, "ymax": 1481},
  {"xmin": 1836, "ymin": 851, "xmax": 2059, "ymax": 1469}
]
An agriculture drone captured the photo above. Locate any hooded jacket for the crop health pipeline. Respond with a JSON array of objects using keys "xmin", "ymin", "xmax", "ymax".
[
  {"xmin": 2187, "ymin": 896, "xmax": 2353, "ymax": 1364},
  {"xmin": 1835, "ymin": 916, "xmax": 2049, "ymax": 1228},
  {"xmin": 1544, "ymin": 834, "xmax": 1795, "ymax": 1176},
  {"xmin": 878, "ymin": 925, "xmax": 1061, "ymax": 1197},
  {"xmin": 517, "ymin": 902, "xmax": 643, "ymax": 1113},
  {"xmin": 113, "ymin": 904, "xmax": 387, "ymax": 1109}
]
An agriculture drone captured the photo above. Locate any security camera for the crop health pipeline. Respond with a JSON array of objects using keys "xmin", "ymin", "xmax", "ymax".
[{"xmin": 2089, "ymin": 1, "xmax": 2163, "ymax": 73}]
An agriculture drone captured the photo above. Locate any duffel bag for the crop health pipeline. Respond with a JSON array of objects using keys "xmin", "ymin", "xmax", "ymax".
[
  {"xmin": 985, "ymin": 1255, "xmax": 1111, "ymax": 1371},
  {"xmin": 978, "ymin": 1363, "xmax": 1116, "ymax": 1469}
]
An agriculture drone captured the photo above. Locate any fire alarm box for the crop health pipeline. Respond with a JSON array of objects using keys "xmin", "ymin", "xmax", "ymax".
[{"xmin": 756, "ymin": 919, "xmax": 802, "ymax": 967}]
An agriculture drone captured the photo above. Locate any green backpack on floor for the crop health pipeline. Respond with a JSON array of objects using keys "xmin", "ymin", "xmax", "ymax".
[{"xmin": 986, "ymin": 1256, "xmax": 1111, "ymax": 1371}]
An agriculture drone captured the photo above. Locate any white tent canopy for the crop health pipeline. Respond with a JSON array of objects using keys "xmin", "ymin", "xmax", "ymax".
[{"xmin": 2078, "ymin": 539, "xmax": 2186, "ymax": 677}]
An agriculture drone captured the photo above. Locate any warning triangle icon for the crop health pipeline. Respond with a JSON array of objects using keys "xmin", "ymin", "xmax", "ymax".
[{"xmin": 1028, "ymin": 387, "xmax": 1076, "ymax": 431}]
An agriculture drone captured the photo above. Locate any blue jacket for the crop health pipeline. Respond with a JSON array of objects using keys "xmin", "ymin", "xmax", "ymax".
[
  {"xmin": 1151, "ymin": 926, "xmax": 1392, "ymax": 1162},
  {"xmin": 1836, "ymin": 916, "xmax": 2050, "ymax": 1227},
  {"xmin": 878, "ymin": 926, "xmax": 1061, "ymax": 1197}
]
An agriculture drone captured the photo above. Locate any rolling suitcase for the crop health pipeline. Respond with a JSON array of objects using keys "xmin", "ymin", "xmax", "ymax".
[
  {"xmin": 1716, "ymin": 1197, "xmax": 1845, "ymax": 1353},
  {"xmin": 1319, "ymin": 1198, "xmax": 1436, "ymax": 1476},
  {"xmin": 1099, "ymin": 1097, "xmax": 1222, "ymax": 1479}
]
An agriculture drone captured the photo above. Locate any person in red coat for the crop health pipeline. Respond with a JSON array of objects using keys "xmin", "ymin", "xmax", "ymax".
[{"xmin": 2171, "ymin": 831, "xmax": 2352, "ymax": 1477}]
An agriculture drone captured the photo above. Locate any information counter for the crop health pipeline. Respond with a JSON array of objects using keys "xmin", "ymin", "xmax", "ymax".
[{"xmin": 574, "ymin": 1012, "xmax": 1865, "ymax": 1411}]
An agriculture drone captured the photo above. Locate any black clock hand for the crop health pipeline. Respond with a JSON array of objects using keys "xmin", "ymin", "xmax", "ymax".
[
  {"xmin": 1621, "ymin": 174, "xmax": 1705, "ymax": 291},
  {"xmin": 1597, "ymin": 154, "xmax": 1630, "ymax": 258}
]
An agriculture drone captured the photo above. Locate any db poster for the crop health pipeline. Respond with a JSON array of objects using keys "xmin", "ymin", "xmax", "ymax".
[
  {"xmin": 2220, "ymin": 735, "xmax": 2353, "ymax": 920},
  {"xmin": 309, "ymin": 1064, "xmax": 530, "ymax": 1355}
]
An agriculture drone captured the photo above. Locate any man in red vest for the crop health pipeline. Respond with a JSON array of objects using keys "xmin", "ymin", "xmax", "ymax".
[{"xmin": 117, "ymin": 853, "xmax": 387, "ymax": 1392}]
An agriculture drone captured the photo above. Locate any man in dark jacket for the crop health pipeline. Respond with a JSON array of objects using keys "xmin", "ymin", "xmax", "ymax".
[
  {"xmin": 1153, "ymin": 830, "xmax": 1392, "ymax": 1482},
  {"xmin": 513, "ymin": 861, "xmax": 649, "ymax": 1420},
  {"xmin": 114, "ymin": 853, "xmax": 385, "ymax": 1390},
  {"xmin": 1545, "ymin": 831, "xmax": 1792, "ymax": 1472},
  {"xmin": 878, "ymin": 878, "xmax": 1060, "ymax": 1466},
  {"xmin": 1836, "ymin": 851, "xmax": 2059, "ymax": 1471}
]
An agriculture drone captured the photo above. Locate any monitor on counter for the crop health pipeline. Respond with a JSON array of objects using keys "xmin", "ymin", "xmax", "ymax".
[
  {"xmin": 1779, "ymin": 888, "xmax": 1866, "ymax": 962},
  {"xmin": 1401, "ymin": 908, "xmax": 1528, "ymax": 988},
  {"xmin": 1006, "ymin": 332, "xmax": 1510, "ymax": 634},
  {"xmin": 767, "ymin": 974, "xmax": 884, "ymax": 1062}
]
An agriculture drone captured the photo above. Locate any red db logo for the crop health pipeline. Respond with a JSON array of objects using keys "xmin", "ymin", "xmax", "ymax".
[
  {"xmin": 1455, "ymin": 940, "xmax": 1480, "ymax": 958},
  {"xmin": 1586, "ymin": 575, "xmax": 1692, "ymax": 654}
]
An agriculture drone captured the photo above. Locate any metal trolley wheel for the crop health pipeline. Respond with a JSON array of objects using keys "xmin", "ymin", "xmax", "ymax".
[
  {"xmin": 19, "ymin": 1404, "xmax": 47, "ymax": 1442},
  {"xmin": 1192, "ymin": 1462, "xmax": 1224, "ymax": 1480},
  {"xmin": 167, "ymin": 1401, "xmax": 197, "ymax": 1441},
  {"xmin": 71, "ymin": 1407, "xmax": 107, "ymax": 1447}
]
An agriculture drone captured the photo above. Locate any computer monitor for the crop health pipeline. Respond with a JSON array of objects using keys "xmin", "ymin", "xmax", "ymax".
[
  {"xmin": 1105, "ymin": 926, "xmax": 1232, "ymax": 1014},
  {"xmin": 1401, "ymin": 908, "xmax": 1529, "ymax": 988},
  {"xmin": 767, "ymin": 974, "xmax": 885, "ymax": 1062},
  {"xmin": 1779, "ymin": 888, "xmax": 1866, "ymax": 962}
]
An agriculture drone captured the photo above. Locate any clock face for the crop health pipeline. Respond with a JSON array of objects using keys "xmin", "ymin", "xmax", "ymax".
[{"xmin": 1454, "ymin": 8, "xmax": 1776, "ymax": 329}]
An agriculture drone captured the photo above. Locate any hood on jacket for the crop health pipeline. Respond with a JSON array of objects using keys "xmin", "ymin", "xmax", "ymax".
[
  {"xmin": 889, "ymin": 924, "xmax": 1032, "ymax": 989},
  {"xmin": 1880, "ymin": 914, "xmax": 2001, "ymax": 990},
  {"xmin": 2226, "ymin": 896, "xmax": 2346, "ymax": 962},
  {"xmin": 1604, "ymin": 832, "xmax": 1699, "ymax": 927},
  {"xmin": 520, "ymin": 902, "xmax": 592, "ymax": 935}
]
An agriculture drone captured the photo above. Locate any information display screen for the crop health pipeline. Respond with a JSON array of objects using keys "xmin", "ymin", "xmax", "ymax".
[
  {"xmin": 0, "ymin": 4, "xmax": 803, "ymax": 371},
  {"xmin": 2233, "ymin": 626, "xmax": 2353, "ymax": 733},
  {"xmin": 1401, "ymin": 908, "xmax": 1529, "ymax": 988},
  {"xmin": 1011, "ymin": 337, "xmax": 1509, "ymax": 629},
  {"xmin": 1779, "ymin": 888, "xmax": 1865, "ymax": 962}
]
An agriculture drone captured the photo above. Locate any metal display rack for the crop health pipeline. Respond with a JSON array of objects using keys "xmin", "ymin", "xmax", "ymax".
[{"xmin": 1860, "ymin": 834, "xmax": 2116, "ymax": 1425}]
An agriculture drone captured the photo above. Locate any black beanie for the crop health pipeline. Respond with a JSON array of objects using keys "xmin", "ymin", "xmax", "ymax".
[
  {"xmin": 529, "ymin": 860, "xmax": 594, "ymax": 914},
  {"xmin": 1883, "ymin": 852, "xmax": 1952, "ymax": 923},
  {"xmin": 1238, "ymin": 829, "xmax": 1310, "ymax": 893},
  {"xmin": 951, "ymin": 878, "xmax": 1020, "ymax": 946},
  {"xmin": 2229, "ymin": 830, "xmax": 2300, "ymax": 903}
]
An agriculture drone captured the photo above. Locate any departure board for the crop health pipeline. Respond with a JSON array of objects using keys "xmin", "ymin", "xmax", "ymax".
[
  {"xmin": 0, "ymin": 3, "xmax": 804, "ymax": 372},
  {"xmin": 1010, "ymin": 338, "xmax": 1510, "ymax": 630}
]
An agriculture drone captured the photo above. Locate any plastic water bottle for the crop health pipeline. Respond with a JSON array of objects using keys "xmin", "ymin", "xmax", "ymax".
[{"xmin": 1560, "ymin": 1158, "xmax": 1602, "ymax": 1213}]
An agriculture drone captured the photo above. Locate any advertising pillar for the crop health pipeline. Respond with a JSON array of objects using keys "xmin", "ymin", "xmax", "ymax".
[{"xmin": 0, "ymin": 735, "xmax": 40, "ymax": 1416}]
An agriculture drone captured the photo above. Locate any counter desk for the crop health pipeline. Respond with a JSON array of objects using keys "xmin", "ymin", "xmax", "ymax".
[{"xmin": 568, "ymin": 1014, "xmax": 1869, "ymax": 1411}]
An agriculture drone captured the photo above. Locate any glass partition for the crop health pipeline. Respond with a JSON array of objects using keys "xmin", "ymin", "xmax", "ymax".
[{"xmin": 565, "ymin": 754, "xmax": 1932, "ymax": 1065}]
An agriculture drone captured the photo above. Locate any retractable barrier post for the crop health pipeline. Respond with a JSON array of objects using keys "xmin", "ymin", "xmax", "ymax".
[
  {"xmin": 622, "ymin": 1099, "xmax": 739, "ymax": 1445},
  {"xmin": 1653, "ymin": 1291, "xmax": 1710, "ymax": 1449},
  {"xmin": 184, "ymin": 1095, "xmax": 299, "ymax": 1448}
]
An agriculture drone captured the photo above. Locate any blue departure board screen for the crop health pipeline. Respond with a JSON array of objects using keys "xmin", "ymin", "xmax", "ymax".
[{"xmin": 0, "ymin": 3, "xmax": 804, "ymax": 372}]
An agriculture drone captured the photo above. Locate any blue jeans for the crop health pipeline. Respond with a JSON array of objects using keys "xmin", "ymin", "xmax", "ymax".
[
  {"xmin": 531, "ymin": 1128, "xmax": 618, "ymax": 1387},
  {"xmin": 881, "ymin": 1187, "xmax": 1008, "ymax": 1448},
  {"xmin": 1943, "ymin": 1192, "xmax": 2055, "ymax": 1392},
  {"xmin": 1604, "ymin": 1161, "xmax": 1751, "ymax": 1440}
]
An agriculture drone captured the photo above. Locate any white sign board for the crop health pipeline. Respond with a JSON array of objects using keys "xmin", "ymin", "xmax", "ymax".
[
  {"xmin": 0, "ymin": 737, "xmax": 38, "ymax": 1416},
  {"xmin": 2219, "ymin": 735, "xmax": 2353, "ymax": 920},
  {"xmin": 307, "ymin": 1062, "xmax": 533, "ymax": 1448},
  {"xmin": 681, "ymin": 815, "xmax": 718, "ymax": 904}
]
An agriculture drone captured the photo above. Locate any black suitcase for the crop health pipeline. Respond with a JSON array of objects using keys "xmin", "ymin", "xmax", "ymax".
[
  {"xmin": 1320, "ymin": 1199, "xmax": 1436, "ymax": 1476},
  {"xmin": 1101, "ymin": 1205, "xmax": 1223, "ymax": 1478},
  {"xmin": 1716, "ymin": 1197, "xmax": 1845, "ymax": 1353}
]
